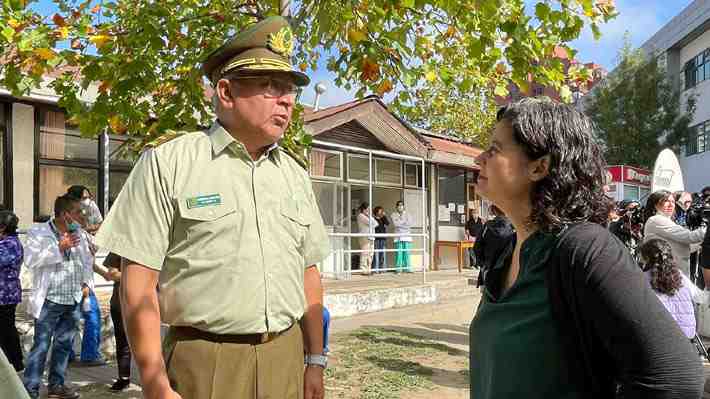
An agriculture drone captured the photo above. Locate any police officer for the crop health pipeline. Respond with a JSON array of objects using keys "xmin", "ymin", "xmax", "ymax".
[{"xmin": 96, "ymin": 17, "xmax": 330, "ymax": 399}]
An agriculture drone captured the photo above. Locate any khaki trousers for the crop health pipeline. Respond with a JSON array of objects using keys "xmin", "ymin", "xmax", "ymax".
[{"xmin": 163, "ymin": 324, "xmax": 304, "ymax": 399}]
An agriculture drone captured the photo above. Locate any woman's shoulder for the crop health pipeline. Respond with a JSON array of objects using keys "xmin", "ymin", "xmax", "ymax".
[{"xmin": 555, "ymin": 223, "xmax": 627, "ymax": 267}]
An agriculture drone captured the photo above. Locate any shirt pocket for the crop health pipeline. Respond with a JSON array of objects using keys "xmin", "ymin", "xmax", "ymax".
[
  {"xmin": 280, "ymin": 197, "xmax": 312, "ymax": 248},
  {"xmin": 176, "ymin": 196, "xmax": 238, "ymax": 258}
]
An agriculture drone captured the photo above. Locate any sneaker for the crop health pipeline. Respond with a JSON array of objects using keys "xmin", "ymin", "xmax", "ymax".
[
  {"xmin": 109, "ymin": 378, "xmax": 131, "ymax": 392},
  {"xmin": 47, "ymin": 384, "xmax": 80, "ymax": 399}
]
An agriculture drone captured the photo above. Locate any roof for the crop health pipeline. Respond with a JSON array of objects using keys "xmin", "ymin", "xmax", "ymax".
[{"xmin": 424, "ymin": 135, "xmax": 482, "ymax": 159}]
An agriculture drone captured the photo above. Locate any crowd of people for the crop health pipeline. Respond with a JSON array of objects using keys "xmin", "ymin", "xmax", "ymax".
[
  {"xmin": 355, "ymin": 200, "xmax": 414, "ymax": 275},
  {"xmin": 0, "ymin": 187, "xmax": 131, "ymax": 399}
]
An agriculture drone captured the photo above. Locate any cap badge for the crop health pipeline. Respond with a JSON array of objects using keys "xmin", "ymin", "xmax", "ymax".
[{"xmin": 267, "ymin": 26, "xmax": 294, "ymax": 57}]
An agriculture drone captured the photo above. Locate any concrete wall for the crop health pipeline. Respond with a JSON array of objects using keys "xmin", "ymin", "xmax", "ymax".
[{"xmin": 12, "ymin": 102, "xmax": 35, "ymax": 229}]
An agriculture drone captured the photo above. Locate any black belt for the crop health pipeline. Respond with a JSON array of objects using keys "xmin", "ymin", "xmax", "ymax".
[{"xmin": 171, "ymin": 324, "xmax": 293, "ymax": 345}]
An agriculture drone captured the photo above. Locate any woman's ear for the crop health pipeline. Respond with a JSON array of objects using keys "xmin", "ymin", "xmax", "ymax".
[{"xmin": 528, "ymin": 154, "xmax": 551, "ymax": 182}]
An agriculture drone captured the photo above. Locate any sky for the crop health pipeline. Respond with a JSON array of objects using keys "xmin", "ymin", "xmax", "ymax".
[
  {"xmin": 33, "ymin": 0, "xmax": 698, "ymax": 108},
  {"xmin": 300, "ymin": 0, "xmax": 698, "ymax": 108}
]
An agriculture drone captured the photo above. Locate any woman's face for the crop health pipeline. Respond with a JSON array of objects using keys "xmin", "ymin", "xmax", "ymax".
[
  {"xmin": 475, "ymin": 120, "xmax": 537, "ymax": 211},
  {"xmin": 656, "ymin": 195, "xmax": 675, "ymax": 217}
]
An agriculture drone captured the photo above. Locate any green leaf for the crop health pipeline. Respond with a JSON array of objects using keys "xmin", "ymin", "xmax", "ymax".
[
  {"xmin": 1, "ymin": 27, "xmax": 15, "ymax": 42},
  {"xmin": 494, "ymin": 84, "xmax": 508, "ymax": 98}
]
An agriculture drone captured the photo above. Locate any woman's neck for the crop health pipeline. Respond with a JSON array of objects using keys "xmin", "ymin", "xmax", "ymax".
[{"xmin": 503, "ymin": 201, "xmax": 538, "ymax": 244}]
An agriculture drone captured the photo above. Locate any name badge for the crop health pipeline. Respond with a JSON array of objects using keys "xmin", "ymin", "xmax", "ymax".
[{"xmin": 186, "ymin": 194, "xmax": 222, "ymax": 209}]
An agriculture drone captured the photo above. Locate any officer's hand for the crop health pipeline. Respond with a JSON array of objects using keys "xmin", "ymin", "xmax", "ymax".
[{"xmin": 304, "ymin": 365, "xmax": 324, "ymax": 399}]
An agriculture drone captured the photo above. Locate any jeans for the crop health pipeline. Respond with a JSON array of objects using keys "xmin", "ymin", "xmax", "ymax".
[
  {"xmin": 0, "ymin": 304, "xmax": 24, "ymax": 371},
  {"xmin": 79, "ymin": 292, "xmax": 102, "ymax": 362},
  {"xmin": 24, "ymin": 300, "xmax": 80, "ymax": 397},
  {"xmin": 372, "ymin": 239, "xmax": 387, "ymax": 271}
]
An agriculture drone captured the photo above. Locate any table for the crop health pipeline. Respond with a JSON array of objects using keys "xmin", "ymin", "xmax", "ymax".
[{"xmin": 434, "ymin": 240, "xmax": 475, "ymax": 273}]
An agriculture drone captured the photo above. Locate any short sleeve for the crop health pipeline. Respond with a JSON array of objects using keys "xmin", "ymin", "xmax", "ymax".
[
  {"xmin": 95, "ymin": 148, "xmax": 174, "ymax": 271},
  {"xmin": 301, "ymin": 185, "xmax": 331, "ymax": 268}
]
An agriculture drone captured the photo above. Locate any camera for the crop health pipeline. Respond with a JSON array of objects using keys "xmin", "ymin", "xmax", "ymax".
[
  {"xmin": 626, "ymin": 206, "xmax": 645, "ymax": 226},
  {"xmin": 687, "ymin": 192, "xmax": 710, "ymax": 229}
]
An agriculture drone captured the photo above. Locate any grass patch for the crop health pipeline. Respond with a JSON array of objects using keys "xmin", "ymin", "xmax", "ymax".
[{"xmin": 325, "ymin": 327, "xmax": 466, "ymax": 399}]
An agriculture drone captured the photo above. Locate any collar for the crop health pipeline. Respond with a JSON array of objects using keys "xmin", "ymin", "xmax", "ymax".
[{"xmin": 208, "ymin": 120, "xmax": 281, "ymax": 163}]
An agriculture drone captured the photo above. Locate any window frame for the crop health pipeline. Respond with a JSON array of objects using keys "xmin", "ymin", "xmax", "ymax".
[
  {"xmin": 373, "ymin": 157, "xmax": 403, "ymax": 187},
  {"xmin": 34, "ymin": 105, "xmax": 133, "ymax": 220},
  {"xmin": 404, "ymin": 162, "xmax": 423, "ymax": 188},
  {"xmin": 308, "ymin": 148, "xmax": 343, "ymax": 181},
  {"xmin": 0, "ymin": 101, "xmax": 12, "ymax": 210}
]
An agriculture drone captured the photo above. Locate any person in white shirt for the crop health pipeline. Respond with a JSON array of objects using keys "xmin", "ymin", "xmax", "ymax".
[
  {"xmin": 643, "ymin": 190, "xmax": 706, "ymax": 278},
  {"xmin": 391, "ymin": 201, "xmax": 413, "ymax": 273},
  {"xmin": 356, "ymin": 202, "xmax": 375, "ymax": 275}
]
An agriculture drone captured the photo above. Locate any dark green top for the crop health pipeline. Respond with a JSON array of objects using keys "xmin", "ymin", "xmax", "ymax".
[{"xmin": 469, "ymin": 232, "xmax": 583, "ymax": 399}]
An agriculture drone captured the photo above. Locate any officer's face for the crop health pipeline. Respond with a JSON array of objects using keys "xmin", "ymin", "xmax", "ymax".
[{"xmin": 223, "ymin": 74, "xmax": 296, "ymax": 144}]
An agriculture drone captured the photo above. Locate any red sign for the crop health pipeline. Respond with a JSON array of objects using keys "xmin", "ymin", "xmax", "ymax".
[
  {"xmin": 623, "ymin": 166, "xmax": 651, "ymax": 187},
  {"xmin": 606, "ymin": 166, "xmax": 622, "ymax": 183}
]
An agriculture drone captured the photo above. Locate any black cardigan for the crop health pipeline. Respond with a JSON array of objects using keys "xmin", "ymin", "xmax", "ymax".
[{"xmin": 546, "ymin": 223, "xmax": 704, "ymax": 398}]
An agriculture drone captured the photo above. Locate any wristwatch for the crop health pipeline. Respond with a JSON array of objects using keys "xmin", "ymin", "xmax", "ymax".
[{"xmin": 304, "ymin": 354, "xmax": 328, "ymax": 369}]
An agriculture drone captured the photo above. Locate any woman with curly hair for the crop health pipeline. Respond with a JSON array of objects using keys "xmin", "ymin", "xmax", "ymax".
[
  {"xmin": 469, "ymin": 98, "xmax": 703, "ymax": 399},
  {"xmin": 639, "ymin": 238, "xmax": 698, "ymax": 339}
]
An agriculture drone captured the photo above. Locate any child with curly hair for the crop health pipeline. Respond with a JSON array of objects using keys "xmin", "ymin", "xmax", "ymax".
[{"xmin": 639, "ymin": 238, "xmax": 701, "ymax": 339}]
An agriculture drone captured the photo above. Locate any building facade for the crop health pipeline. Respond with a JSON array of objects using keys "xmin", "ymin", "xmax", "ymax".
[{"xmin": 639, "ymin": 0, "xmax": 710, "ymax": 193}]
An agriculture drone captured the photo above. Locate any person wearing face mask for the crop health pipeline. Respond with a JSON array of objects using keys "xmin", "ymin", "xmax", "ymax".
[
  {"xmin": 643, "ymin": 190, "xmax": 706, "ymax": 278},
  {"xmin": 67, "ymin": 186, "xmax": 103, "ymax": 235},
  {"xmin": 0, "ymin": 210, "xmax": 24, "ymax": 373},
  {"xmin": 22, "ymin": 194, "xmax": 93, "ymax": 399},
  {"xmin": 391, "ymin": 201, "xmax": 413, "ymax": 273}
]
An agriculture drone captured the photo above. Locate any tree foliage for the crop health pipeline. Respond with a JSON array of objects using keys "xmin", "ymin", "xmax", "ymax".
[
  {"xmin": 587, "ymin": 39, "xmax": 696, "ymax": 169},
  {"xmin": 0, "ymin": 0, "xmax": 617, "ymax": 154}
]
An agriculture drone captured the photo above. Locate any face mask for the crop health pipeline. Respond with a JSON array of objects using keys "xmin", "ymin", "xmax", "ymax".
[
  {"xmin": 397, "ymin": 205, "xmax": 404, "ymax": 212},
  {"xmin": 65, "ymin": 215, "xmax": 81, "ymax": 232},
  {"xmin": 81, "ymin": 198, "xmax": 91, "ymax": 207}
]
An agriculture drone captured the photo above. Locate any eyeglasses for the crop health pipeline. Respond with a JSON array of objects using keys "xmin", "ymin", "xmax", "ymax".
[{"xmin": 229, "ymin": 76, "xmax": 300, "ymax": 98}]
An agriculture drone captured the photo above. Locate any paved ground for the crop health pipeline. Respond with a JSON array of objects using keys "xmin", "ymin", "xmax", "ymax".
[{"xmin": 24, "ymin": 284, "xmax": 710, "ymax": 398}]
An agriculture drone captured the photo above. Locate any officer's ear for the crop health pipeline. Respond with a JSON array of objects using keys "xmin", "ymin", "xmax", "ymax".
[{"xmin": 215, "ymin": 77, "xmax": 237, "ymax": 109}]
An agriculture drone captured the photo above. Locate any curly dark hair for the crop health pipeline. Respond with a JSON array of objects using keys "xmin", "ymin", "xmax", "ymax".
[
  {"xmin": 496, "ymin": 98, "xmax": 609, "ymax": 232},
  {"xmin": 643, "ymin": 190, "xmax": 672, "ymax": 222},
  {"xmin": 639, "ymin": 238, "xmax": 682, "ymax": 296}
]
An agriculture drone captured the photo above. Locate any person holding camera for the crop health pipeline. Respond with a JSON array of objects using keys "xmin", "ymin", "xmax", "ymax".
[
  {"xmin": 644, "ymin": 190, "xmax": 706, "ymax": 278},
  {"xmin": 609, "ymin": 200, "xmax": 643, "ymax": 261}
]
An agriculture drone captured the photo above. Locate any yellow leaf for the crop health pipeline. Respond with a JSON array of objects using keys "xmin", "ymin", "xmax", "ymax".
[
  {"xmin": 56, "ymin": 26, "xmax": 70, "ymax": 39},
  {"xmin": 348, "ymin": 28, "xmax": 367, "ymax": 43},
  {"xmin": 425, "ymin": 71, "xmax": 437, "ymax": 82},
  {"xmin": 299, "ymin": 62, "xmax": 308, "ymax": 72},
  {"xmin": 109, "ymin": 115, "xmax": 127, "ymax": 134},
  {"xmin": 35, "ymin": 48, "xmax": 55, "ymax": 60},
  {"xmin": 8, "ymin": 18, "xmax": 21, "ymax": 29},
  {"xmin": 89, "ymin": 34, "xmax": 111, "ymax": 49},
  {"xmin": 375, "ymin": 79, "xmax": 393, "ymax": 97}
]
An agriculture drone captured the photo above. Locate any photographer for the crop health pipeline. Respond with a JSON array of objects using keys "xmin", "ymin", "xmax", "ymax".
[
  {"xmin": 609, "ymin": 200, "xmax": 643, "ymax": 261},
  {"xmin": 644, "ymin": 190, "xmax": 706, "ymax": 278}
]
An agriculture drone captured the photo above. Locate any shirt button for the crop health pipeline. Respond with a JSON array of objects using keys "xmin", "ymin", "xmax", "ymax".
[{"xmin": 208, "ymin": 210, "xmax": 214, "ymax": 217}]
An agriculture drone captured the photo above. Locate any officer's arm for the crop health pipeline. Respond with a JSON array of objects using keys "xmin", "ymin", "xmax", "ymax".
[
  {"xmin": 302, "ymin": 265, "xmax": 324, "ymax": 355},
  {"xmin": 120, "ymin": 258, "xmax": 171, "ymax": 398}
]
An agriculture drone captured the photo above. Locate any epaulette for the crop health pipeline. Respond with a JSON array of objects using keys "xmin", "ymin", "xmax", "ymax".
[
  {"xmin": 282, "ymin": 146, "xmax": 309, "ymax": 170},
  {"xmin": 144, "ymin": 130, "xmax": 185, "ymax": 149}
]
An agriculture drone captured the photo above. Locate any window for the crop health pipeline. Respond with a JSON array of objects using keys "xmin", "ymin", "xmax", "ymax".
[
  {"xmin": 438, "ymin": 167, "xmax": 466, "ymax": 226},
  {"xmin": 36, "ymin": 107, "xmax": 134, "ymax": 219},
  {"xmin": 405, "ymin": 163, "xmax": 423, "ymax": 188},
  {"xmin": 533, "ymin": 86, "xmax": 544, "ymax": 96},
  {"xmin": 374, "ymin": 158, "xmax": 402, "ymax": 185},
  {"xmin": 684, "ymin": 120, "xmax": 710, "ymax": 156},
  {"xmin": 684, "ymin": 48, "xmax": 709, "ymax": 90},
  {"xmin": 308, "ymin": 149, "xmax": 342, "ymax": 180},
  {"xmin": 347, "ymin": 154, "xmax": 369, "ymax": 182},
  {"xmin": 0, "ymin": 103, "xmax": 10, "ymax": 209},
  {"xmin": 623, "ymin": 185, "xmax": 640, "ymax": 202}
]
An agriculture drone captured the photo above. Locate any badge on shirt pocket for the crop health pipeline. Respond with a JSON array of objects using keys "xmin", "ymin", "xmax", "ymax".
[{"xmin": 186, "ymin": 194, "xmax": 222, "ymax": 209}]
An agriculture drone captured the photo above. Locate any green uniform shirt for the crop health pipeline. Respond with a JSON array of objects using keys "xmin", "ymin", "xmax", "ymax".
[
  {"xmin": 95, "ymin": 122, "xmax": 331, "ymax": 334},
  {"xmin": 469, "ymin": 232, "xmax": 583, "ymax": 399}
]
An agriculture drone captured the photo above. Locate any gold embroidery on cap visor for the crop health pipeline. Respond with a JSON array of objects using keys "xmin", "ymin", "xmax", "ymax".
[{"xmin": 267, "ymin": 26, "xmax": 294, "ymax": 57}]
